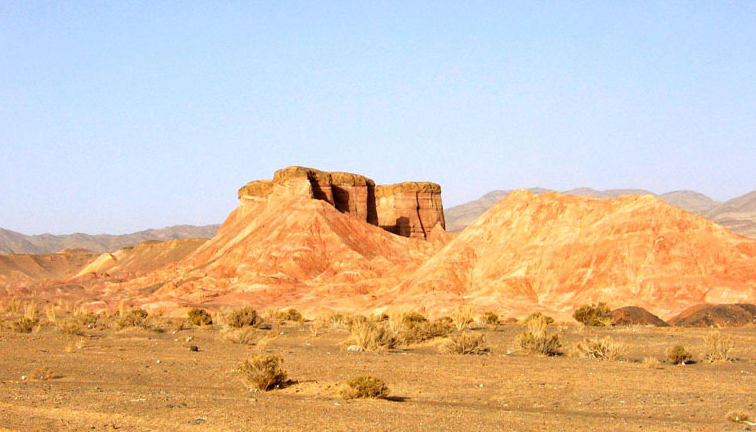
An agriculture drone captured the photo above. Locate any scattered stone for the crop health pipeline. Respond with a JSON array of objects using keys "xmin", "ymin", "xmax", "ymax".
[
  {"xmin": 189, "ymin": 345, "xmax": 199, "ymax": 352},
  {"xmin": 347, "ymin": 345, "xmax": 364, "ymax": 352}
]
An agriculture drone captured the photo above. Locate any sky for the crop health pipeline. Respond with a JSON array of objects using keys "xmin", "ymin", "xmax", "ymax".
[{"xmin": 1, "ymin": 1, "xmax": 755, "ymax": 235}]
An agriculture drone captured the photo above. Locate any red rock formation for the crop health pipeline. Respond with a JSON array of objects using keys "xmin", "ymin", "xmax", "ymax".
[
  {"xmin": 389, "ymin": 190, "xmax": 756, "ymax": 320},
  {"xmin": 237, "ymin": 167, "xmax": 444, "ymax": 239},
  {"xmin": 375, "ymin": 182, "xmax": 445, "ymax": 239},
  {"xmin": 120, "ymin": 177, "xmax": 441, "ymax": 314}
]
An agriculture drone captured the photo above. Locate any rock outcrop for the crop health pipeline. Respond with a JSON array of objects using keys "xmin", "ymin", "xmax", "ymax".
[
  {"xmin": 611, "ymin": 306, "xmax": 668, "ymax": 327},
  {"xmin": 669, "ymin": 303, "xmax": 756, "ymax": 327},
  {"xmin": 237, "ymin": 166, "xmax": 444, "ymax": 239}
]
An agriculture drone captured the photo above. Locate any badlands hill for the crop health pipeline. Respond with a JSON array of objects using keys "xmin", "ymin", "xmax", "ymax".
[
  {"xmin": 394, "ymin": 190, "xmax": 756, "ymax": 320},
  {"xmin": 0, "ymin": 224, "xmax": 220, "ymax": 255},
  {"xmin": 2, "ymin": 167, "xmax": 755, "ymax": 321},
  {"xmin": 446, "ymin": 188, "xmax": 755, "ymax": 238},
  {"xmin": 107, "ymin": 167, "xmax": 449, "ymax": 314}
]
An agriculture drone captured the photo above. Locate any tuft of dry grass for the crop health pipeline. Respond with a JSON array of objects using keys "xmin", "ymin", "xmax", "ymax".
[
  {"xmin": 516, "ymin": 314, "xmax": 562, "ymax": 356},
  {"xmin": 221, "ymin": 327, "xmax": 258, "ymax": 345},
  {"xmin": 44, "ymin": 304, "xmax": 57, "ymax": 324},
  {"xmin": 11, "ymin": 303, "xmax": 40, "ymax": 333},
  {"xmin": 703, "ymin": 331, "xmax": 734, "ymax": 363},
  {"xmin": 523, "ymin": 312, "xmax": 554, "ymax": 326},
  {"xmin": 642, "ymin": 356, "xmax": 664, "ymax": 369},
  {"xmin": 114, "ymin": 308, "xmax": 149, "ymax": 330},
  {"xmin": 4, "ymin": 298, "xmax": 22, "ymax": 314},
  {"xmin": 397, "ymin": 320, "xmax": 452, "ymax": 345},
  {"xmin": 575, "ymin": 336, "xmax": 624, "ymax": 361},
  {"xmin": 350, "ymin": 321, "xmax": 397, "ymax": 351},
  {"xmin": 452, "ymin": 306, "xmax": 474, "ymax": 331},
  {"xmin": 666, "ymin": 345, "xmax": 693, "ymax": 365},
  {"xmin": 340, "ymin": 376, "xmax": 389, "ymax": 400},
  {"xmin": 238, "ymin": 355, "xmax": 287, "ymax": 391},
  {"xmin": 441, "ymin": 332, "xmax": 490, "ymax": 355}
]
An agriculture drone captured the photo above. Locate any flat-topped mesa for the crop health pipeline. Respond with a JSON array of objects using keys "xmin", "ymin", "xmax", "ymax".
[
  {"xmin": 375, "ymin": 182, "xmax": 445, "ymax": 239},
  {"xmin": 236, "ymin": 166, "xmax": 445, "ymax": 239}
]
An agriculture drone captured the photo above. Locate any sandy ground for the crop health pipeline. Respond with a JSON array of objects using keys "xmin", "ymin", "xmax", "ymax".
[{"xmin": 0, "ymin": 321, "xmax": 755, "ymax": 432}]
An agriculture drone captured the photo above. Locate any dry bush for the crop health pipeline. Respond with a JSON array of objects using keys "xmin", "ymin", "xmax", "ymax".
[
  {"xmin": 169, "ymin": 318, "xmax": 186, "ymax": 332},
  {"xmin": 573, "ymin": 303, "xmax": 612, "ymax": 327},
  {"xmin": 264, "ymin": 308, "xmax": 305, "ymax": 323},
  {"xmin": 481, "ymin": 311, "xmax": 500, "ymax": 326},
  {"xmin": 58, "ymin": 318, "xmax": 87, "ymax": 336},
  {"xmin": 726, "ymin": 411, "xmax": 752, "ymax": 423},
  {"xmin": 642, "ymin": 356, "xmax": 664, "ymax": 369},
  {"xmin": 221, "ymin": 327, "xmax": 258, "ymax": 345},
  {"xmin": 65, "ymin": 338, "xmax": 86, "ymax": 353},
  {"xmin": 238, "ymin": 355, "xmax": 287, "ymax": 391},
  {"xmin": 523, "ymin": 312, "xmax": 554, "ymax": 326},
  {"xmin": 441, "ymin": 332, "xmax": 490, "ymax": 355},
  {"xmin": 187, "ymin": 308, "xmax": 213, "ymax": 326},
  {"xmin": 350, "ymin": 321, "xmax": 397, "ymax": 351},
  {"xmin": 44, "ymin": 305, "xmax": 57, "ymax": 324},
  {"xmin": 516, "ymin": 314, "xmax": 562, "ymax": 356},
  {"xmin": 667, "ymin": 345, "xmax": 693, "ymax": 365},
  {"xmin": 576, "ymin": 336, "xmax": 624, "ymax": 361},
  {"xmin": 387, "ymin": 311, "xmax": 426, "ymax": 333},
  {"xmin": 330, "ymin": 313, "xmax": 368, "ymax": 330},
  {"xmin": 29, "ymin": 366, "xmax": 54, "ymax": 381},
  {"xmin": 11, "ymin": 317, "xmax": 39, "ymax": 333},
  {"xmin": 452, "ymin": 306, "xmax": 474, "ymax": 331},
  {"xmin": 340, "ymin": 376, "xmax": 389, "ymax": 400},
  {"xmin": 397, "ymin": 319, "xmax": 452, "ymax": 345},
  {"xmin": 703, "ymin": 331, "xmax": 734, "ymax": 362},
  {"xmin": 224, "ymin": 307, "xmax": 261, "ymax": 328},
  {"xmin": 4, "ymin": 298, "xmax": 21, "ymax": 314},
  {"xmin": 114, "ymin": 308, "xmax": 149, "ymax": 330}
]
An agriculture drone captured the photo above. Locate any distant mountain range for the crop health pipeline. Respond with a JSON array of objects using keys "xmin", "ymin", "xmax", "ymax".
[
  {"xmin": 0, "ymin": 224, "xmax": 220, "ymax": 255},
  {"xmin": 446, "ymin": 188, "xmax": 756, "ymax": 238}
]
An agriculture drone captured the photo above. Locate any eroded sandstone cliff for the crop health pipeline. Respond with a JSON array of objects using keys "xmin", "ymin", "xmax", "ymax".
[{"xmin": 237, "ymin": 166, "xmax": 444, "ymax": 239}]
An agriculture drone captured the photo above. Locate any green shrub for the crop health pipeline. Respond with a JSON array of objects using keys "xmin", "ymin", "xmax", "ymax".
[
  {"xmin": 187, "ymin": 308, "xmax": 213, "ymax": 326},
  {"xmin": 340, "ymin": 376, "xmax": 389, "ymax": 400},
  {"xmin": 238, "ymin": 355, "xmax": 287, "ymax": 391},
  {"xmin": 573, "ymin": 303, "xmax": 611, "ymax": 326}
]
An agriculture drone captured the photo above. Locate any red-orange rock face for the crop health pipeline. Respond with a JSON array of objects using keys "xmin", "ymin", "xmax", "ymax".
[
  {"xmin": 237, "ymin": 167, "xmax": 444, "ymax": 239},
  {"xmin": 375, "ymin": 182, "xmax": 445, "ymax": 239},
  {"xmin": 390, "ymin": 190, "xmax": 756, "ymax": 320}
]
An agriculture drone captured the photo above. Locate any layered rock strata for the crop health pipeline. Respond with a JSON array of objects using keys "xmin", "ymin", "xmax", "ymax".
[{"xmin": 237, "ymin": 166, "xmax": 444, "ymax": 239}]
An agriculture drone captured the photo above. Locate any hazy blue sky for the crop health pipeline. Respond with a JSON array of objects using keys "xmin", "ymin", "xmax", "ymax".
[{"xmin": 1, "ymin": 1, "xmax": 755, "ymax": 235}]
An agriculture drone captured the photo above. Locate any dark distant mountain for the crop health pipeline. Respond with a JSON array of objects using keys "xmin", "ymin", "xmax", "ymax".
[
  {"xmin": 0, "ymin": 224, "xmax": 220, "ymax": 255},
  {"xmin": 446, "ymin": 188, "xmax": 755, "ymax": 239}
]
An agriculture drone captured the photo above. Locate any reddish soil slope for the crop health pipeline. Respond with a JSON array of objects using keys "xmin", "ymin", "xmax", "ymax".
[{"xmin": 391, "ymin": 190, "xmax": 756, "ymax": 319}]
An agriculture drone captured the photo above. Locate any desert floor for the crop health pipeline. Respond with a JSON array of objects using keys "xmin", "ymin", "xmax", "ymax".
[{"xmin": 1, "ymin": 321, "xmax": 754, "ymax": 432}]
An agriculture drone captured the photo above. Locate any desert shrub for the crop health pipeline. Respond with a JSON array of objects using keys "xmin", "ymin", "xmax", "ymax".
[
  {"xmin": 703, "ymin": 331, "xmax": 734, "ymax": 362},
  {"xmin": 11, "ymin": 317, "xmax": 39, "ymax": 333},
  {"xmin": 573, "ymin": 303, "xmax": 612, "ymax": 327},
  {"xmin": 481, "ymin": 311, "xmax": 500, "ymax": 326},
  {"xmin": 221, "ymin": 327, "xmax": 258, "ymax": 345},
  {"xmin": 397, "ymin": 319, "xmax": 452, "ymax": 345},
  {"xmin": 452, "ymin": 306, "xmax": 474, "ymax": 331},
  {"xmin": 187, "ymin": 308, "xmax": 213, "ymax": 326},
  {"xmin": 224, "ymin": 307, "xmax": 261, "ymax": 328},
  {"xmin": 441, "ymin": 332, "xmax": 490, "ymax": 355},
  {"xmin": 44, "ymin": 305, "xmax": 58, "ymax": 324},
  {"xmin": 516, "ymin": 314, "xmax": 561, "ymax": 356},
  {"xmin": 340, "ymin": 376, "xmax": 389, "ymax": 400},
  {"xmin": 726, "ymin": 411, "xmax": 751, "ymax": 423},
  {"xmin": 4, "ymin": 298, "xmax": 21, "ymax": 314},
  {"xmin": 523, "ymin": 312, "xmax": 554, "ymax": 325},
  {"xmin": 238, "ymin": 355, "xmax": 287, "ymax": 391},
  {"xmin": 331, "ymin": 313, "xmax": 368, "ymax": 330},
  {"xmin": 387, "ymin": 311, "xmax": 426, "ymax": 334},
  {"xmin": 350, "ymin": 321, "xmax": 397, "ymax": 351},
  {"xmin": 575, "ymin": 336, "xmax": 624, "ymax": 361},
  {"xmin": 281, "ymin": 308, "xmax": 304, "ymax": 322},
  {"xmin": 58, "ymin": 317, "xmax": 88, "ymax": 335},
  {"xmin": 29, "ymin": 366, "xmax": 54, "ymax": 381},
  {"xmin": 115, "ymin": 308, "xmax": 148, "ymax": 329},
  {"xmin": 667, "ymin": 345, "xmax": 693, "ymax": 365}
]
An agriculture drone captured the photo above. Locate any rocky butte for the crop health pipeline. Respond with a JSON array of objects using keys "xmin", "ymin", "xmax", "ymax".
[{"xmin": 238, "ymin": 166, "xmax": 445, "ymax": 240}]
